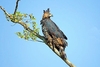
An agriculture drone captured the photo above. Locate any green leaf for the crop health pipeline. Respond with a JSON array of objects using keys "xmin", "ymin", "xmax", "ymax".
[{"xmin": 29, "ymin": 14, "xmax": 35, "ymax": 20}]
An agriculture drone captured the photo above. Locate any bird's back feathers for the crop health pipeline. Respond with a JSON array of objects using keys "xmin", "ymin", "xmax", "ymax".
[{"xmin": 41, "ymin": 19, "xmax": 68, "ymax": 40}]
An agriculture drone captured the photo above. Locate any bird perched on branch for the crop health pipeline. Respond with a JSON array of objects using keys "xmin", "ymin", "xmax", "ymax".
[{"xmin": 40, "ymin": 8, "xmax": 68, "ymax": 59}]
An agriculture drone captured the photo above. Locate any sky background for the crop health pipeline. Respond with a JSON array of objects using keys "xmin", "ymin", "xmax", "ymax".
[{"xmin": 0, "ymin": 0, "xmax": 100, "ymax": 67}]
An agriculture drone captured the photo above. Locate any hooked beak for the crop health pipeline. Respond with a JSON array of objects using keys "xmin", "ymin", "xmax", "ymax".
[{"xmin": 49, "ymin": 14, "xmax": 53, "ymax": 17}]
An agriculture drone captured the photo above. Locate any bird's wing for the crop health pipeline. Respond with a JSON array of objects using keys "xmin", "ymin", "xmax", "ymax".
[{"xmin": 42, "ymin": 19, "xmax": 67, "ymax": 40}]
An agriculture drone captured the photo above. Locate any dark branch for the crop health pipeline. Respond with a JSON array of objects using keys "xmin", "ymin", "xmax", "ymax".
[
  {"xmin": 14, "ymin": 0, "xmax": 20, "ymax": 15},
  {"xmin": 0, "ymin": 6, "xmax": 10, "ymax": 17},
  {"xmin": 0, "ymin": 6, "xmax": 75, "ymax": 67}
]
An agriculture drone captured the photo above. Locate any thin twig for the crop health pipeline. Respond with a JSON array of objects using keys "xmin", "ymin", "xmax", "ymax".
[
  {"xmin": 0, "ymin": 6, "xmax": 75, "ymax": 67},
  {"xmin": 14, "ymin": 0, "xmax": 20, "ymax": 15},
  {"xmin": 0, "ymin": 6, "xmax": 10, "ymax": 17},
  {"xmin": 28, "ymin": 40, "xmax": 44, "ymax": 43}
]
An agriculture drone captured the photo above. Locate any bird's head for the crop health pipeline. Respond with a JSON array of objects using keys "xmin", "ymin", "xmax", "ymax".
[{"xmin": 42, "ymin": 8, "xmax": 53, "ymax": 20}]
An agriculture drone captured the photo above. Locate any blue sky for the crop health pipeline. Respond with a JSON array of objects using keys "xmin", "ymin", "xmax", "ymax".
[{"xmin": 0, "ymin": 0, "xmax": 100, "ymax": 67}]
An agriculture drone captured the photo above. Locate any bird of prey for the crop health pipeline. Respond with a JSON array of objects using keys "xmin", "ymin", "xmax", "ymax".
[{"xmin": 40, "ymin": 8, "xmax": 68, "ymax": 59}]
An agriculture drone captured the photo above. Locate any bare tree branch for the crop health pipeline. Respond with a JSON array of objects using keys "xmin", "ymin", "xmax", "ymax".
[
  {"xmin": 0, "ymin": 6, "xmax": 10, "ymax": 17},
  {"xmin": 29, "ymin": 40, "xmax": 44, "ymax": 43},
  {"xmin": 14, "ymin": 0, "xmax": 20, "ymax": 15},
  {"xmin": 0, "ymin": 5, "xmax": 75, "ymax": 67}
]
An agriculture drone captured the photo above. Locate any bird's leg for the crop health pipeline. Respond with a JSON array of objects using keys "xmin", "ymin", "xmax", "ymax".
[
  {"xmin": 51, "ymin": 36, "xmax": 57, "ymax": 51},
  {"xmin": 52, "ymin": 42, "xmax": 55, "ymax": 51},
  {"xmin": 45, "ymin": 34, "xmax": 53, "ymax": 47},
  {"xmin": 52, "ymin": 37, "xmax": 60, "ymax": 51},
  {"xmin": 46, "ymin": 35, "xmax": 56, "ymax": 51},
  {"xmin": 61, "ymin": 51, "xmax": 67, "ymax": 60},
  {"xmin": 59, "ymin": 46, "xmax": 67, "ymax": 60}
]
